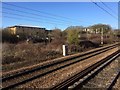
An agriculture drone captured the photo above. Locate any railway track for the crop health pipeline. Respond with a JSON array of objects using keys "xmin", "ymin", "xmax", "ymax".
[
  {"xmin": 51, "ymin": 50, "xmax": 120, "ymax": 90},
  {"xmin": 3, "ymin": 43, "xmax": 119, "ymax": 78},
  {"xmin": 113, "ymin": 73, "xmax": 120, "ymax": 89},
  {"xmin": 2, "ymin": 43, "xmax": 119, "ymax": 89}
]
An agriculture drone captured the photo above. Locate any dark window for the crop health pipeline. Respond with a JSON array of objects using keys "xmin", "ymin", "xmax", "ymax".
[{"xmin": 36, "ymin": 32, "xmax": 39, "ymax": 35}]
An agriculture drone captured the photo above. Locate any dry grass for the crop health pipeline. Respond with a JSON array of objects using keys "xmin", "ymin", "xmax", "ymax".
[
  {"xmin": 2, "ymin": 42, "xmax": 62, "ymax": 72},
  {"xmin": 2, "ymin": 36, "xmax": 115, "ymax": 72}
]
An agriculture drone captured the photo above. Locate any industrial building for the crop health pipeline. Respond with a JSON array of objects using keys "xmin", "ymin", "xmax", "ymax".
[
  {"xmin": 6, "ymin": 25, "xmax": 51, "ymax": 42},
  {"xmin": 7, "ymin": 25, "xmax": 48, "ymax": 35}
]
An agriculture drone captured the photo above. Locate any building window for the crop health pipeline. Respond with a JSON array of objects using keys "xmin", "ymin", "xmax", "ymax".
[{"xmin": 36, "ymin": 32, "xmax": 39, "ymax": 35}]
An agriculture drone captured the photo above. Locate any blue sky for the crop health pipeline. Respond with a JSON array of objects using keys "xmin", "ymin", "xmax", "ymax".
[{"xmin": 2, "ymin": 2, "xmax": 118, "ymax": 30}]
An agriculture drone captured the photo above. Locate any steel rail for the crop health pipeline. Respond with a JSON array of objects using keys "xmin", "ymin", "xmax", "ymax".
[
  {"xmin": 3, "ymin": 43, "xmax": 119, "ymax": 80},
  {"xmin": 68, "ymin": 52, "xmax": 120, "ymax": 90},
  {"xmin": 50, "ymin": 50, "xmax": 120, "ymax": 90},
  {"xmin": 107, "ymin": 71, "xmax": 120, "ymax": 89},
  {"xmin": 2, "ymin": 44, "xmax": 119, "ymax": 89}
]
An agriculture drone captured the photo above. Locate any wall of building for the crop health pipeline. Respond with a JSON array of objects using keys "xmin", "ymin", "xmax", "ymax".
[
  {"xmin": 9, "ymin": 27, "xmax": 16, "ymax": 35},
  {"xmin": 8, "ymin": 26, "xmax": 49, "ymax": 40}
]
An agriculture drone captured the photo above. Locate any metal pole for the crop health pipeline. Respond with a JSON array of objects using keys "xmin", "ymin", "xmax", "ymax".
[
  {"xmin": 86, "ymin": 28, "xmax": 88, "ymax": 40},
  {"xmin": 101, "ymin": 28, "xmax": 104, "ymax": 45},
  {"xmin": 49, "ymin": 30, "xmax": 50, "ymax": 44}
]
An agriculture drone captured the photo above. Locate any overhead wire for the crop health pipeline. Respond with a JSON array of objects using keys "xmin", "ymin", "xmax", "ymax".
[
  {"xmin": 3, "ymin": 7, "xmax": 69, "ymax": 23},
  {"xmin": 1, "ymin": 3, "xmax": 75, "ymax": 27},
  {"xmin": 99, "ymin": 0, "xmax": 118, "ymax": 15},
  {"xmin": 2, "ymin": 7, "xmax": 73, "ymax": 25},
  {"xmin": 1, "ymin": 11, "xmax": 69, "ymax": 26},
  {"xmin": 3, "ymin": 1, "xmax": 117, "ymax": 28},
  {"xmin": 2, "ymin": 2, "xmax": 93, "ymax": 24},
  {"xmin": 2, "ymin": 2, "xmax": 72, "ymax": 20},
  {"xmin": 91, "ymin": 0, "xmax": 118, "ymax": 20}
]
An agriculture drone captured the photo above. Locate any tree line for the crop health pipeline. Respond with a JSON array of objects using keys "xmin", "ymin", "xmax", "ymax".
[{"xmin": 1, "ymin": 24, "xmax": 120, "ymax": 44}]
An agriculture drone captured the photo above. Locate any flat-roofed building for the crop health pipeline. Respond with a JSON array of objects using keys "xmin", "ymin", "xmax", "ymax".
[
  {"xmin": 7, "ymin": 25, "xmax": 51, "ymax": 38},
  {"xmin": 6, "ymin": 25, "xmax": 52, "ymax": 42},
  {"xmin": 7, "ymin": 25, "xmax": 46, "ymax": 35}
]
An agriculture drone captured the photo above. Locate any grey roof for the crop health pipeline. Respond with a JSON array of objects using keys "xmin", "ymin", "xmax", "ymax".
[{"xmin": 8, "ymin": 25, "xmax": 45, "ymax": 29}]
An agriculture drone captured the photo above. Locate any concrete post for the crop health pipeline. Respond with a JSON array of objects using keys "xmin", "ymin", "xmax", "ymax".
[{"xmin": 63, "ymin": 45, "xmax": 67, "ymax": 56}]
